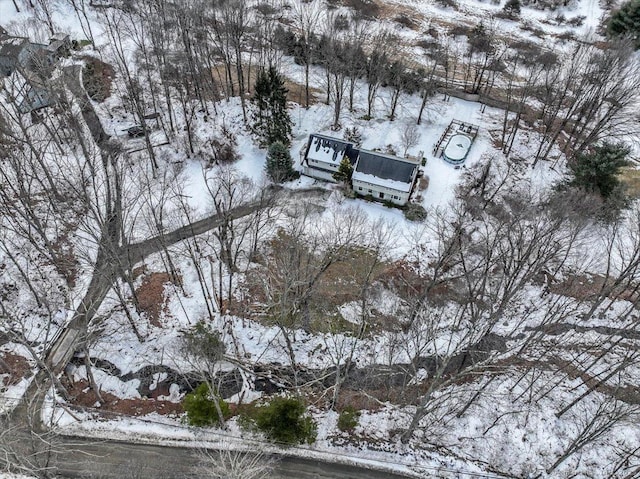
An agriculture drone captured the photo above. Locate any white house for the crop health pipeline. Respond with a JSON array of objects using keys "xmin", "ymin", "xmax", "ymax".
[
  {"xmin": 302, "ymin": 133, "xmax": 357, "ymax": 182},
  {"xmin": 0, "ymin": 30, "xmax": 72, "ymax": 114},
  {"xmin": 352, "ymin": 150, "xmax": 419, "ymax": 206},
  {"xmin": 302, "ymin": 133, "xmax": 420, "ymax": 206}
]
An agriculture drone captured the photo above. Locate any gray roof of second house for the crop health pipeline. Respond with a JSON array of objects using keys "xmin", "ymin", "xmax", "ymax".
[
  {"xmin": 0, "ymin": 36, "xmax": 29, "ymax": 59},
  {"xmin": 355, "ymin": 150, "xmax": 417, "ymax": 183}
]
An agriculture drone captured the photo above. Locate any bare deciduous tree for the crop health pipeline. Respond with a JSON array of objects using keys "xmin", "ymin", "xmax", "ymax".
[
  {"xmin": 401, "ymin": 122, "xmax": 420, "ymax": 157},
  {"xmin": 193, "ymin": 444, "xmax": 277, "ymax": 479}
]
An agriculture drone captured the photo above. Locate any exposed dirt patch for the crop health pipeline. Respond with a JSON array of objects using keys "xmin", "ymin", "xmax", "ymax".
[
  {"xmin": 81, "ymin": 56, "xmax": 114, "ymax": 102},
  {"xmin": 377, "ymin": 3, "xmax": 425, "ymax": 30},
  {"xmin": 282, "ymin": 78, "xmax": 324, "ymax": 106},
  {"xmin": 334, "ymin": 389, "xmax": 390, "ymax": 412},
  {"xmin": 211, "ymin": 64, "xmax": 323, "ymax": 106},
  {"xmin": 64, "ymin": 379, "xmax": 183, "ymax": 417},
  {"xmin": 619, "ymin": 167, "xmax": 640, "ymax": 198},
  {"xmin": 379, "ymin": 259, "xmax": 423, "ymax": 300},
  {"xmin": 131, "ymin": 265, "xmax": 148, "ymax": 280},
  {"xmin": 0, "ymin": 352, "xmax": 31, "ymax": 386},
  {"xmin": 546, "ymin": 273, "xmax": 639, "ymax": 302},
  {"xmin": 135, "ymin": 272, "xmax": 175, "ymax": 327},
  {"xmin": 244, "ymin": 233, "xmax": 395, "ymax": 333}
]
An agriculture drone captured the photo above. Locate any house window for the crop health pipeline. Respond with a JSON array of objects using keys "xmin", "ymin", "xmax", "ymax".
[
  {"xmin": 358, "ymin": 187, "xmax": 362, "ymax": 191},
  {"xmin": 379, "ymin": 192, "xmax": 384, "ymax": 199},
  {"xmin": 367, "ymin": 189, "xmax": 372, "ymax": 194}
]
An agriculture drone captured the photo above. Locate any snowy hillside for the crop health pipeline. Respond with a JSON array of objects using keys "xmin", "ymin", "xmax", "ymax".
[{"xmin": 1, "ymin": 0, "xmax": 640, "ymax": 478}]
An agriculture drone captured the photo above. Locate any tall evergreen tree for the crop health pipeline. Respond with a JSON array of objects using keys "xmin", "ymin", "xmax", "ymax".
[
  {"xmin": 265, "ymin": 141, "xmax": 296, "ymax": 182},
  {"xmin": 251, "ymin": 67, "xmax": 293, "ymax": 147},
  {"xmin": 608, "ymin": 0, "xmax": 640, "ymax": 48},
  {"xmin": 332, "ymin": 156, "xmax": 353, "ymax": 185}
]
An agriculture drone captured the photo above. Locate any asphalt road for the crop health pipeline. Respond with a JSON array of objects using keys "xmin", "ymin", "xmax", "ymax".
[{"xmin": 50, "ymin": 436, "xmax": 416, "ymax": 479}]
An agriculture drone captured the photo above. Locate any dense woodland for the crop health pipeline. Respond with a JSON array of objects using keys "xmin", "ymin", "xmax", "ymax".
[{"xmin": 2, "ymin": 0, "xmax": 640, "ymax": 478}]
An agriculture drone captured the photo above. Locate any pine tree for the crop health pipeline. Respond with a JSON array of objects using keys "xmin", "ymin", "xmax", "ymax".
[
  {"xmin": 343, "ymin": 126, "xmax": 363, "ymax": 148},
  {"xmin": 265, "ymin": 141, "xmax": 295, "ymax": 183},
  {"xmin": 608, "ymin": 0, "xmax": 640, "ymax": 48},
  {"xmin": 251, "ymin": 67, "xmax": 293, "ymax": 148},
  {"xmin": 570, "ymin": 142, "xmax": 630, "ymax": 198},
  {"xmin": 332, "ymin": 156, "xmax": 354, "ymax": 185}
]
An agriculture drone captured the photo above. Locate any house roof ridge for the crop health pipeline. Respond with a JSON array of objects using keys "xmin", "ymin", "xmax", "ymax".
[{"xmin": 357, "ymin": 148, "xmax": 417, "ymax": 163}]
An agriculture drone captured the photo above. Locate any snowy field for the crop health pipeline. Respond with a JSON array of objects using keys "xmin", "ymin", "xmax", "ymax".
[{"xmin": 2, "ymin": 0, "xmax": 640, "ymax": 478}]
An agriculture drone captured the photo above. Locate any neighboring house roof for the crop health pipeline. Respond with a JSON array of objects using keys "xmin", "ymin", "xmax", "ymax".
[
  {"xmin": 353, "ymin": 150, "xmax": 418, "ymax": 193},
  {"xmin": 0, "ymin": 32, "xmax": 66, "ymax": 113},
  {"xmin": 306, "ymin": 133, "xmax": 357, "ymax": 166},
  {"xmin": 17, "ymin": 84, "xmax": 50, "ymax": 113},
  {"xmin": 47, "ymin": 35, "xmax": 70, "ymax": 54},
  {"xmin": 0, "ymin": 36, "xmax": 29, "ymax": 59},
  {"xmin": 22, "ymin": 45, "xmax": 54, "ymax": 81}
]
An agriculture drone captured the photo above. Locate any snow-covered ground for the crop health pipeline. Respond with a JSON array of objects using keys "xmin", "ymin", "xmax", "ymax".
[{"xmin": 2, "ymin": 1, "xmax": 640, "ymax": 478}]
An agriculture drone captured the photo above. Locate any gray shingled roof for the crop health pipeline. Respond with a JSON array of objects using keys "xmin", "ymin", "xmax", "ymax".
[
  {"xmin": 0, "ymin": 36, "xmax": 29, "ymax": 58},
  {"xmin": 355, "ymin": 150, "xmax": 417, "ymax": 183}
]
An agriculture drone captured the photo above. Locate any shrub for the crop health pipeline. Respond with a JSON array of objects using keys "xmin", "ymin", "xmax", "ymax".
[
  {"xmin": 394, "ymin": 14, "xmax": 417, "ymax": 29},
  {"xmin": 502, "ymin": 0, "xmax": 521, "ymax": 18},
  {"xmin": 328, "ymin": 0, "xmax": 380, "ymax": 19},
  {"xmin": 183, "ymin": 383, "xmax": 231, "ymax": 427},
  {"xmin": 384, "ymin": 144, "xmax": 398, "ymax": 156},
  {"xmin": 182, "ymin": 322, "xmax": 226, "ymax": 364},
  {"xmin": 567, "ymin": 15, "xmax": 586, "ymax": 26},
  {"xmin": 343, "ymin": 126, "xmax": 363, "ymax": 147},
  {"xmin": 435, "ymin": 0, "xmax": 458, "ymax": 9},
  {"xmin": 337, "ymin": 406, "xmax": 360, "ymax": 432},
  {"xmin": 333, "ymin": 14, "xmax": 350, "ymax": 30},
  {"xmin": 210, "ymin": 136, "xmax": 239, "ymax": 165},
  {"xmin": 248, "ymin": 396, "xmax": 317, "ymax": 445},
  {"xmin": 403, "ymin": 203, "xmax": 428, "ymax": 222}
]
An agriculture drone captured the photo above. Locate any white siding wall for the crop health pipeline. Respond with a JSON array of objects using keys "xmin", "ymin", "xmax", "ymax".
[
  {"xmin": 352, "ymin": 178, "xmax": 411, "ymax": 205},
  {"xmin": 302, "ymin": 161, "xmax": 338, "ymax": 182},
  {"xmin": 307, "ymin": 158, "xmax": 339, "ymax": 172}
]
